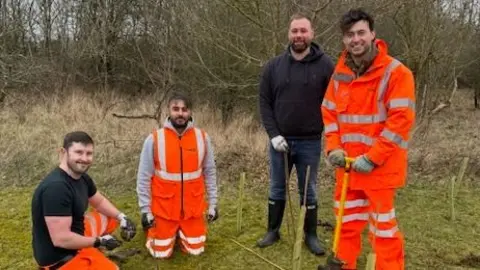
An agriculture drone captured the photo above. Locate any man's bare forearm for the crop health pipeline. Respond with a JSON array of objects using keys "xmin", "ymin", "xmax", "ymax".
[
  {"xmin": 53, "ymin": 231, "xmax": 96, "ymax": 250},
  {"xmin": 93, "ymin": 196, "xmax": 121, "ymax": 219}
]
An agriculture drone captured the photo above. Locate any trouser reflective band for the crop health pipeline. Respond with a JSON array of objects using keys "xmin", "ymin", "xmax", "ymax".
[
  {"xmin": 179, "ymin": 230, "xmax": 205, "ymax": 255},
  {"xmin": 333, "ymin": 188, "xmax": 404, "ymax": 270},
  {"xmin": 146, "ymin": 237, "xmax": 175, "ymax": 258}
]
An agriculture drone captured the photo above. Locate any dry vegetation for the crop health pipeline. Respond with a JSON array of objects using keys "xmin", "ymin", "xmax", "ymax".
[
  {"xmin": 1, "ymin": 87, "xmax": 478, "ymax": 190},
  {"xmin": 0, "ymin": 88, "xmax": 268, "ymax": 190},
  {"xmin": 0, "ymin": 88, "xmax": 479, "ymax": 270}
]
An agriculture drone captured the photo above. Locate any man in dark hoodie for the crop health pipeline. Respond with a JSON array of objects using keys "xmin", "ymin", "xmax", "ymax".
[{"xmin": 257, "ymin": 13, "xmax": 334, "ymax": 256}]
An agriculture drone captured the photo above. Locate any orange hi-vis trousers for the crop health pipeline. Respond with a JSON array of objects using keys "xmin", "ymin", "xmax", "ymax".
[
  {"xmin": 334, "ymin": 185, "xmax": 404, "ymax": 270},
  {"xmin": 145, "ymin": 216, "xmax": 206, "ymax": 259},
  {"xmin": 40, "ymin": 210, "xmax": 120, "ymax": 270}
]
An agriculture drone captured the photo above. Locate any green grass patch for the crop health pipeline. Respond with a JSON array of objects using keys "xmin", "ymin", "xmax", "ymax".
[{"xmin": 1, "ymin": 180, "xmax": 480, "ymax": 270}]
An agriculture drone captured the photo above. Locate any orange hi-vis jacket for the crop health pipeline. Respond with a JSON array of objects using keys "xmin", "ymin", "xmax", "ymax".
[
  {"xmin": 321, "ymin": 39, "xmax": 416, "ymax": 190},
  {"xmin": 150, "ymin": 123, "xmax": 208, "ymax": 221}
]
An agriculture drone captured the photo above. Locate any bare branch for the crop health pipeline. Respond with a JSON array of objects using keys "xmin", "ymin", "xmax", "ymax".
[{"xmin": 111, "ymin": 113, "xmax": 156, "ymax": 120}]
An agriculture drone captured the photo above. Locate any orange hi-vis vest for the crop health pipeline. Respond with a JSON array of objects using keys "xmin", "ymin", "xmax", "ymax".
[
  {"xmin": 321, "ymin": 39, "xmax": 416, "ymax": 190},
  {"xmin": 150, "ymin": 125, "xmax": 208, "ymax": 221}
]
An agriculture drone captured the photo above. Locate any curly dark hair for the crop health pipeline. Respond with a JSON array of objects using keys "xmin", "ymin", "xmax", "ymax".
[{"xmin": 340, "ymin": 8, "xmax": 374, "ymax": 34}]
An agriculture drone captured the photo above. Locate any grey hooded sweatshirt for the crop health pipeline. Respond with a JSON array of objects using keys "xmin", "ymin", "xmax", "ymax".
[{"xmin": 136, "ymin": 118, "xmax": 218, "ymax": 215}]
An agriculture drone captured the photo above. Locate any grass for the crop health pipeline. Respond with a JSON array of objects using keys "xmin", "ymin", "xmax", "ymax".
[
  {"xmin": 0, "ymin": 88, "xmax": 479, "ymax": 269},
  {"xmin": 2, "ymin": 180, "xmax": 480, "ymax": 269}
]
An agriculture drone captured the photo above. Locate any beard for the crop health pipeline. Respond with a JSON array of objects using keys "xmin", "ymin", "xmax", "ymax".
[
  {"xmin": 290, "ymin": 40, "xmax": 310, "ymax": 53},
  {"xmin": 170, "ymin": 116, "xmax": 188, "ymax": 129},
  {"xmin": 67, "ymin": 158, "xmax": 91, "ymax": 175}
]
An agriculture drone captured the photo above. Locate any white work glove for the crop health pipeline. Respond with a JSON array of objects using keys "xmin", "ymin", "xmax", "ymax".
[
  {"xmin": 116, "ymin": 213, "xmax": 137, "ymax": 241},
  {"xmin": 327, "ymin": 149, "xmax": 347, "ymax": 168},
  {"xmin": 141, "ymin": 212, "xmax": 155, "ymax": 230},
  {"xmin": 271, "ymin": 135, "xmax": 289, "ymax": 152},
  {"xmin": 207, "ymin": 206, "xmax": 218, "ymax": 223},
  {"xmin": 352, "ymin": 155, "xmax": 375, "ymax": 173}
]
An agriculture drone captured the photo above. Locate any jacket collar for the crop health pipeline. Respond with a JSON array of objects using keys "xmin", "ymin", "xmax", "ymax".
[
  {"xmin": 345, "ymin": 42, "xmax": 378, "ymax": 76},
  {"xmin": 162, "ymin": 117, "xmax": 195, "ymax": 136},
  {"xmin": 337, "ymin": 39, "xmax": 391, "ymax": 76}
]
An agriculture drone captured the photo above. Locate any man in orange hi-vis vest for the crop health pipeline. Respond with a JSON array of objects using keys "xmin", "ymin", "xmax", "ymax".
[
  {"xmin": 31, "ymin": 131, "xmax": 137, "ymax": 270},
  {"xmin": 318, "ymin": 8, "xmax": 415, "ymax": 270},
  {"xmin": 136, "ymin": 93, "xmax": 219, "ymax": 259}
]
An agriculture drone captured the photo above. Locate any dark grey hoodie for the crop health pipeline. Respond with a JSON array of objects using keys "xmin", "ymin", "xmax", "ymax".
[{"xmin": 259, "ymin": 42, "xmax": 335, "ymax": 140}]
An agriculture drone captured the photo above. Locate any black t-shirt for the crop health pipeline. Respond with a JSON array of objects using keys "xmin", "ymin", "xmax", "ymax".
[{"xmin": 31, "ymin": 167, "xmax": 97, "ymax": 266}]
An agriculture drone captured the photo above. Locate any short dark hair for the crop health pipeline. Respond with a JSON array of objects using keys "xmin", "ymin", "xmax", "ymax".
[
  {"xmin": 289, "ymin": 12, "xmax": 313, "ymax": 27},
  {"xmin": 340, "ymin": 8, "xmax": 374, "ymax": 34},
  {"xmin": 167, "ymin": 92, "xmax": 192, "ymax": 110},
  {"xmin": 63, "ymin": 131, "xmax": 94, "ymax": 149}
]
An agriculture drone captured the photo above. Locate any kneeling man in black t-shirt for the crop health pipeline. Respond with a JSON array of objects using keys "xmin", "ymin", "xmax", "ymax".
[{"xmin": 31, "ymin": 131, "xmax": 137, "ymax": 269}]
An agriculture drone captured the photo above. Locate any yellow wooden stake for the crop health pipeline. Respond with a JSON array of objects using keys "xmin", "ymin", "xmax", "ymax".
[
  {"xmin": 292, "ymin": 165, "xmax": 310, "ymax": 270},
  {"xmin": 284, "ymin": 152, "xmax": 295, "ymax": 243},
  {"xmin": 236, "ymin": 172, "xmax": 245, "ymax": 235}
]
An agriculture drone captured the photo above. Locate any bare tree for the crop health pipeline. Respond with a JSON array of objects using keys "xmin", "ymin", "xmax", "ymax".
[{"xmin": 0, "ymin": 0, "xmax": 479, "ymax": 115}]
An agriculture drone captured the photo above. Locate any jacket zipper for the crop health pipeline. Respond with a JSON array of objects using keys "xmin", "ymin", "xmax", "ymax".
[{"xmin": 179, "ymin": 135, "xmax": 184, "ymax": 219}]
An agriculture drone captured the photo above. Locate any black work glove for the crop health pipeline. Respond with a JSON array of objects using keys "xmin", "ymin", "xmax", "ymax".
[
  {"xmin": 207, "ymin": 207, "xmax": 218, "ymax": 223},
  {"xmin": 95, "ymin": 235, "xmax": 122, "ymax": 250},
  {"xmin": 117, "ymin": 213, "xmax": 137, "ymax": 241},
  {"xmin": 141, "ymin": 212, "xmax": 155, "ymax": 230}
]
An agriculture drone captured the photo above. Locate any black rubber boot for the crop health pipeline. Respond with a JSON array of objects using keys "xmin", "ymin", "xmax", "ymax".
[
  {"xmin": 256, "ymin": 199, "xmax": 286, "ymax": 248},
  {"xmin": 304, "ymin": 204, "xmax": 326, "ymax": 256}
]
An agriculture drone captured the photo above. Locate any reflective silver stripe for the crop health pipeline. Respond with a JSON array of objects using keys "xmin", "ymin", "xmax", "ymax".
[
  {"xmin": 340, "ymin": 213, "xmax": 369, "ymax": 223},
  {"xmin": 339, "ymin": 209, "xmax": 396, "ymax": 223},
  {"xmin": 332, "ymin": 72, "xmax": 354, "ymax": 82},
  {"xmin": 380, "ymin": 129, "xmax": 408, "ymax": 149},
  {"xmin": 152, "ymin": 237, "xmax": 176, "ymax": 246},
  {"xmin": 155, "ymin": 168, "xmax": 203, "ymax": 181},
  {"xmin": 378, "ymin": 59, "xmax": 401, "ymax": 101},
  {"xmin": 85, "ymin": 214, "xmax": 97, "ymax": 237},
  {"xmin": 149, "ymin": 248, "xmax": 173, "ymax": 258},
  {"xmin": 369, "ymin": 224, "xmax": 399, "ymax": 238},
  {"xmin": 157, "ymin": 129, "xmax": 167, "ymax": 171},
  {"xmin": 322, "ymin": 99, "xmax": 336, "ymax": 110},
  {"xmin": 334, "ymin": 199, "xmax": 369, "ymax": 209},
  {"xmin": 182, "ymin": 244, "xmax": 204, "ymax": 255},
  {"xmin": 324, "ymin": 123, "xmax": 339, "ymax": 134},
  {"xmin": 179, "ymin": 230, "xmax": 206, "ymax": 245},
  {"xmin": 155, "ymin": 128, "xmax": 205, "ymax": 181},
  {"xmin": 370, "ymin": 209, "xmax": 396, "ymax": 222},
  {"xmin": 388, "ymin": 98, "xmax": 415, "ymax": 111},
  {"xmin": 341, "ymin": 133, "xmax": 374, "ymax": 146},
  {"xmin": 338, "ymin": 113, "xmax": 386, "ymax": 124},
  {"xmin": 341, "ymin": 130, "xmax": 408, "ymax": 149},
  {"xmin": 333, "ymin": 80, "xmax": 339, "ymax": 93},
  {"xmin": 336, "ymin": 59, "xmax": 402, "ymax": 125},
  {"xmin": 146, "ymin": 237, "xmax": 176, "ymax": 258},
  {"xmin": 99, "ymin": 213, "xmax": 108, "ymax": 235},
  {"xmin": 374, "ymin": 59, "xmax": 402, "ymax": 126},
  {"xmin": 194, "ymin": 128, "xmax": 205, "ymax": 165}
]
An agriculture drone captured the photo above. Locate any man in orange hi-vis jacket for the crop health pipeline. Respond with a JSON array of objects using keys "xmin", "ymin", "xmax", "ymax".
[
  {"xmin": 136, "ymin": 92, "xmax": 219, "ymax": 259},
  {"xmin": 31, "ymin": 131, "xmax": 137, "ymax": 270},
  {"xmin": 318, "ymin": 8, "xmax": 415, "ymax": 270}
]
